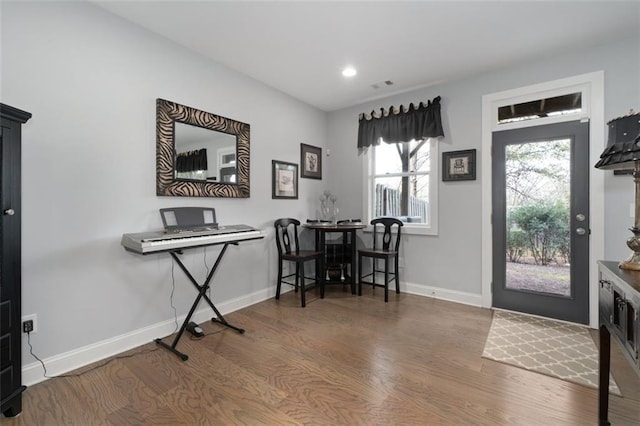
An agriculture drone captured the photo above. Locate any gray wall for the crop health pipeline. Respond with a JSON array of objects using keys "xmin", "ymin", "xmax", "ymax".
[
  {"xmin": 327, "ymin": 35, "xmax": 639, "ymax": 297},
  {"xmin": 2, "ymin": 2, "xmax": 328, "ymax": 378}
]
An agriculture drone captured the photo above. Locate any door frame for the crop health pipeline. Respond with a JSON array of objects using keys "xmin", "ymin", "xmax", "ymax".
[{"xmin": 481, "ymin": 71, "xmax": 605, "ymax": 327}]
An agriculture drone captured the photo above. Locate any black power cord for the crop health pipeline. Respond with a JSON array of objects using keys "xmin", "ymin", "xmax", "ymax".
[
  {"xmin": 26, "ymin": 331, "xmax": 159, "ymax": 379},
  {"xmin": 169, "ymin": 257, "xmax": 179, "ymax": 334},
  {"xmin": 26, "ymin": 252, "xmax": 224, "ymax": 380}
]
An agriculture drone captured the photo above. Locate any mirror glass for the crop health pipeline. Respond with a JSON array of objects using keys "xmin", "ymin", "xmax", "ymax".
[
  {"xmin": 174, "ymin": 122, "xmax": 237, "ymax": 183},
  {"xmin": 156, "ymin": 98, "xmax": 250, "ymax": 198}
]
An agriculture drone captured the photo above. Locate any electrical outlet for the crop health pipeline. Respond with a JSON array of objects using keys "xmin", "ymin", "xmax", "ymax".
[{"xmin": 22, "ymin": 314, "xmax": 37, "ymax": 334}]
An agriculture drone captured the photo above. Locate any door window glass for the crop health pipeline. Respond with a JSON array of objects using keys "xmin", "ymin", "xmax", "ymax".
[{"xmin": 504, "ymin": 138, "xmax": 571, "ymax": 297}]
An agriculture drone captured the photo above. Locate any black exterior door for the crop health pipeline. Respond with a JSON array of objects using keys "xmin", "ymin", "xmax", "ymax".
[{"xmin": 492, "ymin": 120, "xmax": 590, "ymax": 324}]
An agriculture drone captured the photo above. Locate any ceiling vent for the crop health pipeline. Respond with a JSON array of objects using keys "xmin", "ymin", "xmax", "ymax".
[{"xmin": 370, "ymin": 80, "xmax": 394, "ymax": 90}]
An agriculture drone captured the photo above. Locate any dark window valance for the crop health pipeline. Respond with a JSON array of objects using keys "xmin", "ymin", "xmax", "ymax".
[
  {"xmin": 176, "ymin": 148, "xmax": 208, "ymax": 172},
  {"xmin": 357, "ymin": 96, "xmax": 444, "ymax": 148}
]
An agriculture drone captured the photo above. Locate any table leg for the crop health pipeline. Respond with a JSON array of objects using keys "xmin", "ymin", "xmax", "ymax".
[
  {"xmin": 349, "ymin": 230, "xmax": 356, "ymax": 294},
  {"xmin": 318, "ymin": 230, "xmax": 325, "ymax": 282},
  {"xmin": 598, "ymin": 324, "xmax": 611, "ymax": 426}
]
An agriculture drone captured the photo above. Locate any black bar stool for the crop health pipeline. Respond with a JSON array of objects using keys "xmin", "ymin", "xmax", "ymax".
[
  {"xmin": 357, "ymin": 217, "xmax": 403, "ymax": 302},
  {"xmin": 274, "ymin": 218, "xmax": 325, "ymax": 307}
]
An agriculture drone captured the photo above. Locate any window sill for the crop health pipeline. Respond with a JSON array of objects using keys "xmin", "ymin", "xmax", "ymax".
[{"xmin": 363, "ymin": 224, "xmax": 438, "ymax": 236}]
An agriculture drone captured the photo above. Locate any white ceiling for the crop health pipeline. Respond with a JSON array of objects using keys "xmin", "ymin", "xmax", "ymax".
[{"xmin": 95, "ymin": 1, "xmax": 640, "ymax": 112}]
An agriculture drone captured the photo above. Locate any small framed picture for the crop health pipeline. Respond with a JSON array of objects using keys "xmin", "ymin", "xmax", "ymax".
[
  {"xmin": 442, "ymin": 149, "xmax": 476, "ymax": 181},
  {"xmin": 300, "ymin": 143, "xmax": 322, "ymax": 179},
  {"xmin": 272, "ymin": 160, "xmax": 298, "ymax": 199}
]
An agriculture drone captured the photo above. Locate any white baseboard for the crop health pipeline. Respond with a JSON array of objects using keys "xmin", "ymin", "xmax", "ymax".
[
  {"xmin": 22, "ymin": 282, "xmax": 479, "ymax": 386},
  {"xmin": 403, "ymin": 281, "xmax": 483, "ymax": 307},
  {"xmin": 22, "ymin": 286, "xmax": 276, "ymax": 386}
]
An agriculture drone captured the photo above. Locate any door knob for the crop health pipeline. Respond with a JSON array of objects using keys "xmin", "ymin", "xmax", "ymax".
[
  {"xmin": 576, "ymin": 227, "xmax": 586, "ymax": 235},
  {"xmin": 576, "ymin": 213, "xmax": 586, "ymax": 222},
  {"xmin": 3, "ymin": 208, "xmax": 15, "ymax": 216}
]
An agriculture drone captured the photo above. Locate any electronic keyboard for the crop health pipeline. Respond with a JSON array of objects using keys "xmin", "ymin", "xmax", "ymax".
[{"xmin": 121, "ymin": 224, "xmax": 265, "ymax": 254}]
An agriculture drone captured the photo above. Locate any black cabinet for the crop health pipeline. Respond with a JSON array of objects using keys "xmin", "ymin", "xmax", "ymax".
[
  {"xmin": 599, "ymin": 262, "xmax": 640, "ymax": 369},
  {"xmin": 1, "ymin": 104, "xmax": 31, "ymax": 418},
  {"xmin": 597, "ymin": 261, "xmax": 640, "ymax": 425}
]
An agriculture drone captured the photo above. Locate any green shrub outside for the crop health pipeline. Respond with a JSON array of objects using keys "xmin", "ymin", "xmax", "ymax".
[{"xmin": 507, "ymin": 202, "xmax": 569, "ymax": 265}]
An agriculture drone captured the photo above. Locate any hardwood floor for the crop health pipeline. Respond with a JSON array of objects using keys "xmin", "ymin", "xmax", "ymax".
[{"xmin": 3, "ymin": 288, "xmax": 639, "ymax": 425}]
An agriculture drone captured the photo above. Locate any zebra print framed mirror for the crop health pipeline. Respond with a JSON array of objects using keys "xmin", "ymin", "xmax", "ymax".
[{"xmin": 156, "ymin": 98, "xmax": 250, "ymax": 198}]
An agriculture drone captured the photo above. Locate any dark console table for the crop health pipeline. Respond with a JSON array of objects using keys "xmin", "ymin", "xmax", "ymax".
[{"xmin": 597, "ymin": 261, "xmax": 640, "ymax": 425}]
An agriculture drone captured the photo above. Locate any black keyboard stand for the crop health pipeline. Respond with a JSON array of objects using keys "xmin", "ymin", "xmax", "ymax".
[{"xmin": 154, "ymin": 241, "xmax": 245, "ymax": 361}]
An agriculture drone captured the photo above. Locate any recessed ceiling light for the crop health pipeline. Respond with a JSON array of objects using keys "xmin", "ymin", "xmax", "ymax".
[{"xmin": 342, "ymin": 67, "xmax": 357, "ymax": 77}]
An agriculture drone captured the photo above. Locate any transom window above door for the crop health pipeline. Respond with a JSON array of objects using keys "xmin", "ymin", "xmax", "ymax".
[{"xmin": 498, "ymin": 92, "xmax": 583, "ymax": 125}]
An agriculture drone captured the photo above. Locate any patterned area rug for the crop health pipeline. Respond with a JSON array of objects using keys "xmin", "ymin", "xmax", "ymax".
[{"xmin": 482, "ymin": 310, "xmax": 620, "ymax": 395}]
